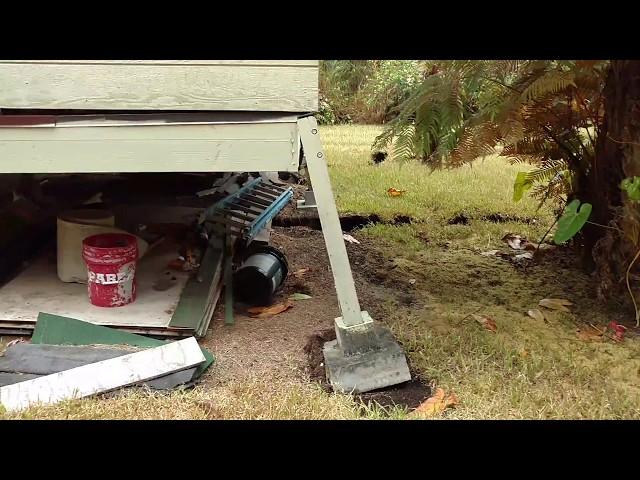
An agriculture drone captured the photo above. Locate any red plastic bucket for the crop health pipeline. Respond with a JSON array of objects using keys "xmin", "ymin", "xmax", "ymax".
[{"xmin": 82, "ymin": 233, "xmax": 138, "ymax": 307}]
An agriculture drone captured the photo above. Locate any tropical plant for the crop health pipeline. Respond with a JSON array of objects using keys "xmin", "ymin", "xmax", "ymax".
[
  {"xmin": 319, "ymin": 60, "xmax": 428, "ymax": 124},
  {"xmin": 373, "ymin": 60, "xmax": 609, "ymax": 211},
  {"xmin": 374, "ymin": 59, "xmax": 640, "ymax": 320}
]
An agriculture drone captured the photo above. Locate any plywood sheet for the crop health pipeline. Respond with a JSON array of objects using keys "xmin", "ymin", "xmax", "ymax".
[{"xmin": 0, "ymin": 243, "xmax": 190, "ymax": 328}]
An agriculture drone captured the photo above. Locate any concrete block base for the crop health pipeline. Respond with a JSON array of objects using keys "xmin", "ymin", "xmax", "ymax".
[
  {"xmin": 323, "ymin": 320, "xmax": 411, "ymax": 394},
  {"xmin": 335, "ymin": 311, "xmax": 378, "ymax": 356}
]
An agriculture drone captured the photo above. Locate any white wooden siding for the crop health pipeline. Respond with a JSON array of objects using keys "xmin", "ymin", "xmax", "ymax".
[
  {"xmin": 0, "ymin": 60, "xmax": 319, "ymax": 112},
  {"xmin": 0, "ymin": 114, "xmax": 301, "ymax": 173}
]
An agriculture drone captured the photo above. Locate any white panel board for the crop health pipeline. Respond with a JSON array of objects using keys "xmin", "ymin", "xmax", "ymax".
[{"xmin": 0, "ymin": 337, "xmax": 205, "ymax": 412}]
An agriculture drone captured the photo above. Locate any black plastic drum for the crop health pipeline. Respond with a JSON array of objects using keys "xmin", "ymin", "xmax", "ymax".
[{"xmin": 232, "ymin": 246, "xmax": 289, "ymax": 306}]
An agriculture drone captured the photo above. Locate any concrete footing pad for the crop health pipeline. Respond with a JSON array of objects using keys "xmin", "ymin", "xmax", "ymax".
[{"xmin": 323, "ymin": 314, "xmax": 411, "ymax": 394}]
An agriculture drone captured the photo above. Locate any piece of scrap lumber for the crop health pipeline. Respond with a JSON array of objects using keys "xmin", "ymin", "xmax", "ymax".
[
  {"xmin": 0, "ymin": 337, "xmax": 205, "ymax": 412},
  {"xmin": 0, "ymin": 343, "xmax": 197, "ymax": 390},
  {"xmin": 32, "ymin": 312, "xmax": 214, "ymax": 377}
]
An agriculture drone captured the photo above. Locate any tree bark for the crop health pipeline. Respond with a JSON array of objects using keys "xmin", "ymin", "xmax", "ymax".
[{"xmin": 588, "ymin": 61, "xmax": 640, "ymax": 307}]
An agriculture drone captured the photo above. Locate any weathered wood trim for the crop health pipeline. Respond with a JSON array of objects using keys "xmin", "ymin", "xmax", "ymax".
[
  {"xmin": 0, "ymin": 120, "xmax": 300, "ymax": 173},
  {"xmin": 0, "ymin": 60, "xmax": 318, "ymax": 66},
  {"xmin": 0, "ymin": 61, "xmax": 319, "ymax": 111}
]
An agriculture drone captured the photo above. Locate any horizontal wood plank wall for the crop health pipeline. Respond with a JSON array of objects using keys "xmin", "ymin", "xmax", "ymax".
[
  {"xmin": 0, "ymin": 122, "xmax": 300, "ymax": 173},
  {"xmin": 0, "ymin": 61, "xmax": 319, "ymax": 112}
]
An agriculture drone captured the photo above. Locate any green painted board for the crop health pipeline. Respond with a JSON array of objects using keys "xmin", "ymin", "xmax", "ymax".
[
  {"xmin": 169, "ymin": 246, "xmax": 223, "ymax": 330},
  {"xmin": 32, "ymin": 313, "xmax": 214, "ymax": 377}
]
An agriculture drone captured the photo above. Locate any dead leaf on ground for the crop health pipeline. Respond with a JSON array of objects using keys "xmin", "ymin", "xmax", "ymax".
[
  {"xmin": 539, "ymin": 298, "xmax": 572, "ymax": 312},
  {"xmin": 410, "ymin": 388, "xmax": 459, "ymax": 418},
  {"xmin": 247, "ymin": 300, "xmax": 294, "ymax": 318},
  {"xmin": 343, "ymin": 234, "xmax": 360, "ymax": 244},
  {"xmin": 480, "ymin": 250, "xmax": 500, "ymax": 257},
  {"xmin": 387, "ymin": 187, "xmax": 407, "ymax": 197},
  {"xmin": 168, "ymin": 258, "xmax": 186, "ymax": 270},
  {"xmin": 293, "ymin": 268, "xmax": 311, "ymax": 279},
  {"xmin": 502, "ymin": 233, "xmax": 535, "ymax": 251},
  {"xmin": 608, "ymin": 321, "xmax": 628, "ymax": 342},
  {"xmin": 519, "ymin": 349, "xmax": 529, "ymax": 357},
  {"xmin": 527, "ymin": 309, "xmax": 546, "ymax": 322},
  {"xmin": 472, "ymin": 314, "xmax": 498, "ymax": 333},
  {"xmin": 576, "ymin": 326, "xmax": 604, "ymax": 342},
  {"xmin": 289, "ymin": 293, "xmax": 312, "ymax": 301}
]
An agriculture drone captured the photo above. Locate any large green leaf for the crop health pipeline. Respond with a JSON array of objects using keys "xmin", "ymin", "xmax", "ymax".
[
  {"xmin": 513, "ymin": 171, "xmax": 533, "ymax": 202},
  {"xmin": 553, "ymin": 199, "xmax": 592, "ymax": 244},
  {"xmin": 621, "ymin": 176, "xmax": 640, "ymax": 202}
]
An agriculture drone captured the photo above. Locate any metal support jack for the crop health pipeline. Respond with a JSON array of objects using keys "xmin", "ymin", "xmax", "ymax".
[
  {"xmin": 297, "ymin": 116, "xmax": 411, "ymax": 394},
  {"xmin": 296, "ymin": 190, "xmax": 317, "ymax": 209}
]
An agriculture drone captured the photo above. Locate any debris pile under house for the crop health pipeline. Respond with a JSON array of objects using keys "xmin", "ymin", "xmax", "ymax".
[
  {"xmin": 0, "ymin": 61, "xmax": 412, "ymax": 410},
  {"xmin": 0, "ymin": 171, "xmax": 293, "ymax": 337}
]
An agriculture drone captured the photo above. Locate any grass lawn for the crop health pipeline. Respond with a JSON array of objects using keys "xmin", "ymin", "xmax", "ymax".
[
  {"xmin": 324, "ymin": 125, "xmax": 640, "ymax": 419},
  {"xmin": 2, "ymin": 124, "xmax": 639, "ymax": 420}
]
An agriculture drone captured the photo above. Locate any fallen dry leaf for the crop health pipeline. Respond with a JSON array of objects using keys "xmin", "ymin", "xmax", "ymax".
[
  {"xmin": 519, "ymin": 349, "xmax": 529, "ymax": 357},
  {"xmin": 539, "ymin": 298, "xmax": 572, "ymax": 312},
  {"xmin": 247, "ymin": 301, "xmax": 294, "ymax": 318},
  {"xmin": 168, "ymin": 258, "xmax": 186, "ymax": 270},
  {"xmin": 472, "ymin": 314, "xmax": 498, "ymax": 333},
  {"xmin": 576, "ymin": 326, "xmax": 604, "ymax": 342},
  {"xmin": 292, "ymin": 268, "xmax": 311, "ymax": 279},
  {"xmin": 527, "ymin": 309, "xmax": 546, "ymax": 322},
  {"xmin": 608, "ymin": 321, "xmax": 628, "ymax": 342},
  {"xmin": 480, "ymin": 250, "xmax": 500, "ymax": 257},
  {"xmin": 288, "ymin": 293, "xmax": 312, "ymax": 301},
  {"xmin": 501, "ymin": 233, "xmax": 535, "ymax": 251},
  {"xmin": 410, "ymin": 388, "xmax": 459, "ymax": 418},
  {"xmin": 343, "ymin": 234, "xmax": 360, "ymax": 244},
  {"xmin": 387, "ymin": 187, "xmax": 407, "ymax": 197}
]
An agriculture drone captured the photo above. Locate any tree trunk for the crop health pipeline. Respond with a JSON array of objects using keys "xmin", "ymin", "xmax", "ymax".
[{"xmin": 588, "ymin": 61, "xmax": 640, "ymax": 310}]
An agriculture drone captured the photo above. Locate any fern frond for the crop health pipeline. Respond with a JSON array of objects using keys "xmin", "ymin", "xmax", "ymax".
[
  {"xmin": 449, "ymin": 122, "xmax": 501, "ymax": 166},
  {"xmin": 372, "ymin": 124, "xmax": 398, "ymax": 152},
  {"xmin": 392, "ymin": 124, "xmax": 417, "ymax": 161},
  {"xmin": 520, "ymin": 70, "xmax": 576, "ymax": 104},
  {"xmin": 499, "ymin": 117, "xmax": 526, "ymax": 144},
  {"xmin": 524, "ymin": 159, "xmax": 568, "ymax": 184},
  {"xmin": 503, "ymin": 153, "xmax": 544, "ymax": 165}
]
